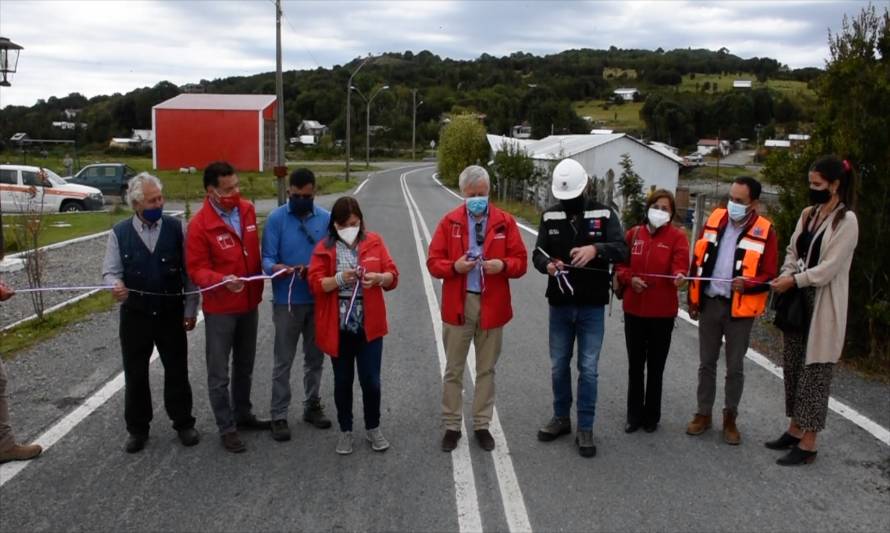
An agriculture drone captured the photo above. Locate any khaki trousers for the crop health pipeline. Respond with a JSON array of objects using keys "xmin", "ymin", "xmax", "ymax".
[
  {"xmin": 441, "ymin": 293, "xmax": 503, "ymax": 431},
  {"xmin": 0, "ymin": 359, "xmax": 16, "ymax": 452}
]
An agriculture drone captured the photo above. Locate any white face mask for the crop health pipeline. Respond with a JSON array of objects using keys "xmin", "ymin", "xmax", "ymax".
[
  {"xmin": 336, "ymin": 226, "xmax": 360, "ymax": 246},
  {"xmin": 648, "ymin": 208, "xmax": 671, "ymax": 229}
]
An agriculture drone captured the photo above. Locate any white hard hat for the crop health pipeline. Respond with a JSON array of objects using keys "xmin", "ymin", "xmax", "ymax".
[{"xmin": 551, "ymin": 159, "xmax": 588, "ymax": 200}]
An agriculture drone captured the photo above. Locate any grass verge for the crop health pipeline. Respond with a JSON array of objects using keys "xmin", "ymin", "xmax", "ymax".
[
  {"xmin": 572, "ymin": 100, "xmax": 645, "ymax": 131},
  {"xmin": 3, "ymin": 209, "xmax": 131, "ymax": 252},
  {"xmin": 0, "ymin": 291, "xmax": 115, "ymax": 359}
]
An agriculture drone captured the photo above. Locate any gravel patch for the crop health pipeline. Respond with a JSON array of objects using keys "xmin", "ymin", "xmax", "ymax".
[{"xmin": 2, "ymin": 234, "xmax": 110, "ymax": 329}]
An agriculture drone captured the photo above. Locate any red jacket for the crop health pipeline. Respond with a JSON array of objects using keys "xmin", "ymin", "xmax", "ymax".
[
  {"xmin": 186, "ymin": 197, "xmax": 263, "ymax": 314},
  {"xmin": 427, "ymin": 204, "xmax": 528, "ymax": 329},
  {"xmin": 616, "ymin": 223, "xmax": 690, "ymax": 318},
  {"xmin": 308, "ymin": 232, "xmax": 399, "ymax": 357}
]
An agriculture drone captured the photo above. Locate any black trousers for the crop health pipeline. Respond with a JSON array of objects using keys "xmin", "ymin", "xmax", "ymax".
[
  {"xmin": 624, "ymin": 313, "xmax": 675, "ymax": 426},
  {"xmin": 120, "ymin": 306, "xmax": 195, "ymax": 436}
]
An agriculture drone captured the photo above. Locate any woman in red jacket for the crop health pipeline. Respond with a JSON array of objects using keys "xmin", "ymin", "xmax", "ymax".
[
  {"xmin": 308, "ymin": 196, "xmax": 399, "ymax": 456},
  {"xmin": 615, "ymin": 190, "xmax": 689, "ymax": 433}
]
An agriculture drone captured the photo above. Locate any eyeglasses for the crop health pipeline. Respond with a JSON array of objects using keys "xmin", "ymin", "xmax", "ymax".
[{"xmin": 474, "ymin": 221, "xmax": 484, "ymax": 246}]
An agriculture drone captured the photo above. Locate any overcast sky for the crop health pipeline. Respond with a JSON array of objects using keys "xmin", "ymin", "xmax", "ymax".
[{"xmin": 0, "ymin": 0, "xmax": 873, "ymax": 108}]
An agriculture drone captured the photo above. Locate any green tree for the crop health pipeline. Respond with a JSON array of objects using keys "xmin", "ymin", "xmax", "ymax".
[
  {"xmin": 490, "ymin": 141, "xmax": 539, "ymax": 201},
  {"xmin": 618, "ymin": 153, "xmax": 645, "ymax": 228},
  {"xmin": 437, "ymin": 115, "xmax": 489, "ymax": 187}
]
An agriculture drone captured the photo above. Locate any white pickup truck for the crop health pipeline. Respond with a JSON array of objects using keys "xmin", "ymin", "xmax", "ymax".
[{"xmin": 0, "ymin": 164, "xmax": 104, "ymax": 213}]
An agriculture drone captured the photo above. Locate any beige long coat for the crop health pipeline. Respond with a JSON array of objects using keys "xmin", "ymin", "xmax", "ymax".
[{"xmin": 780, "ymin": 206, "xmax": 859, "ymax": 364}]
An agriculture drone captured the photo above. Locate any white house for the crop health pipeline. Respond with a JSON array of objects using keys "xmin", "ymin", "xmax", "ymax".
[
  {"xmin": 590, "ymin": 129, "xmax": 614, "ymax": 135},
  {"xmin": 788, "ymin": 133, "xmax": 811, "ymax": 142},
  {"xmin": 613, "ymin": 88, "xmax": 639, "ymax": 101},
  {"xmin": 487, "ymin": 133, "xmax": 682, "ymax": 212},
  {"xmin": 733, "ymin": 80, "xmax": 753, "ymax": 89},
  {"xmin": 696, "ymin": 138, "xmax": 731, "ymax": 156},
  {"xmin": 765, "ymin": 139, "xmax": 792, "ymax": 148},
  {"xmin": 511, "ymin": 123, "xmax": 533, "ymax": 139}
]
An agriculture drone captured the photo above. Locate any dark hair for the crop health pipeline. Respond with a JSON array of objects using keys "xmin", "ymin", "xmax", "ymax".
[
  {"xmin": 327, "ymin": 196, "xmax": 365, "ymax": 245},
  {"xmin": 645, "ymin": 188, "xmax": 676, "ymax": 218},
  {"xmin": 203, "ymin": 161, "xmax": 235, "ymax": 189},
  {"xmin": 289, "ymin": 168, "xmax": 316, "ymax": 188},
  {"xmin": 810, "ymin": 154, "xmax": 856, "ymax": 228},
  {"xmin": 732, "ymin": 176, "xmax": 762, "ymax": 201}
]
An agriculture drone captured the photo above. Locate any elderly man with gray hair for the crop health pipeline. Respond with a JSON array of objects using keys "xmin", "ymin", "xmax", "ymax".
[
  {"xmin": 427, "ymin": 165, "xmax": 528, "ymax": 452},
  {"xmin": 102, "ymin": 172, "xmax": 200, "ymax": 453}
]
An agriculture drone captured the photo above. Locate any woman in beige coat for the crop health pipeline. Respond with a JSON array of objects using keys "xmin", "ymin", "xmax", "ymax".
[{"xmin": 767, "ymin": 155, "xmax": 858, "ymax": 466}]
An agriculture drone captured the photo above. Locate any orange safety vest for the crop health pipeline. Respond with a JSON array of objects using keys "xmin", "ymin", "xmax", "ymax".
[{"xmin": 689, "ymin": 208, "xmax": 772, "ymax": 318}]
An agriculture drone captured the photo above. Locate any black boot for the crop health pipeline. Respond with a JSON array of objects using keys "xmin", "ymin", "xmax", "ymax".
[
  {"xmin": 764, "ymin": 432, "xmax": 801, "ymax": 450},
  {"xmin": 777, "ymin": 446, "xmax": 817, "ymax": 466}
]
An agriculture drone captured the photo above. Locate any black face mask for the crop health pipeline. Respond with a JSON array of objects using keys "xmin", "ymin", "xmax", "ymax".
[
  {"xmin": 560, "ymin": 195, "xmax": 585, "ymax": 214},
  {"xmin": 809, "ymin": 188, "xmax": 832, "ymax": 205}
]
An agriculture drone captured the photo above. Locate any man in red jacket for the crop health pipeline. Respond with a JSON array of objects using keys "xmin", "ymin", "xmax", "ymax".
[
  {"xmin": 186, "ymin": 161, "xmax": 269, "ymax": 454},
  {"xmin": 427, "ymin": 165, "xmax": 528, "ymax": 453}
]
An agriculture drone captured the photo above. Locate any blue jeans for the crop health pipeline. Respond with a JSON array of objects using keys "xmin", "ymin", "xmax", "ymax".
[{"xmin": 549, "ymin": 304, "xmax": 605, "ymax": 431}]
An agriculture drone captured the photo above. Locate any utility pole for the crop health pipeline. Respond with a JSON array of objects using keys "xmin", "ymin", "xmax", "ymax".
[
  {"xmin": 274, "ymin": 0, "xmax": 286, "ymax": 205},
  {"xmin": 714, "ymin": 129, "xmax": 721, "ymax": 196},
  {"xmin": 412, "ymin": 89, "xmax": 418, "ymax": 160}
]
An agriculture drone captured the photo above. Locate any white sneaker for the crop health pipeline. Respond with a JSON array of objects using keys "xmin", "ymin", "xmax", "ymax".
[
  {"xmin": 336, "ymin": 431, "xmax": 353, "ymax": 455},
  {"xmin": 366, "ymin": 427, "xmax": 390, "ymax": 452}
]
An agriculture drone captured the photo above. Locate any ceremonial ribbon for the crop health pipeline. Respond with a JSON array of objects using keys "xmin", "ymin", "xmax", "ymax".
[
  {"xmin": 9, "ymin": 268, "xmax": 291, "ymax": 296},
  {"xmin": 554, "ymin": 269, "xmax": 574, "ymax": 295},
  {"xmin": 344, "ymin": 265, "xmax": 366, "ymax": 325},
  {"xmin": 535, "ymin": 247, "xmax": 773, "ymax": 286}
]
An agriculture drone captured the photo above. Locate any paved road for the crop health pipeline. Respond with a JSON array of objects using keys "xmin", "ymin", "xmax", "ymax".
[{"xmin": 1, "ymin": 165, "xmax": 888, "ymax": 532}]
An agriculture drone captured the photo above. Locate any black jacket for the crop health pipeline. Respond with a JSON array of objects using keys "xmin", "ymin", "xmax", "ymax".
[{"xmin": 532, "ymin": 197, "xmax": 628, "ymax": 306}]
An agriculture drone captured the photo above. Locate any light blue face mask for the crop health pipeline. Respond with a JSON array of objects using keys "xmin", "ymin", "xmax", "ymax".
[
  {"xmin": 466, "ymin": 196, "xmax": 489, "ymax": 216},
  {"xmin": 727, "ymin": 200, "xmax": 749, "ymax": 221}
]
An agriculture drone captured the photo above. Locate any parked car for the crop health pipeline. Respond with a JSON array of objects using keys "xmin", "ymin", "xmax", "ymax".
[
  {"xmin": 683, "ymin": 153, "xmax": 705, "ymax": 166},
  {"xmin": 0, "ymin": 164, "xmax": 104, "ymax": 213},
  {"xmin": 66, "ymin": 163, "xmax": 138, "ymax": 201}
]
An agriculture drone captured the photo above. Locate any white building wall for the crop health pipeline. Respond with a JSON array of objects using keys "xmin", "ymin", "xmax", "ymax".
[{"xmin": 534, "ymin": 137, "xmax": 679, "ymax": 212}]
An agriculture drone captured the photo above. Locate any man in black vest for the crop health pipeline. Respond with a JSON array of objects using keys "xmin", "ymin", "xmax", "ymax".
[
  {"xmin": 532, "ymin": 159, "xmax": 627, "ymax": 457},
  {"xmin": 102, "ymin": 172, "xmax": 200, "ymax": 453}
]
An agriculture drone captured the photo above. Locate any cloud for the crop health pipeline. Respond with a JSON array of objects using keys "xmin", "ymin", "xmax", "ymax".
[{"xmin": 0, "ymin": 0, "xmax": 873, "ymax": 107}]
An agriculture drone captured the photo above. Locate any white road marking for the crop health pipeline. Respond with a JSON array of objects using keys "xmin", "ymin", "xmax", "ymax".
[
  {"xmin": 398, "ymin": 171, "xmax": 483, "ymax": 533},
  {"xmin": 429, "ymin": 169, "xmax": 890, "ymax": 448},
  {"xmin": 0, "ymin": 312, "xmax": 205, "ymax": 487},
  {"xmin": 677, "ymin": 310, "xmax": 890, "ymax": 446},
  {"xmin": 354, "ymin": 178, "xmax": 370, "ymax": 194},
  {"xmin": 403, "ymin": 169, "xmax": 532, "ymax": 533}
]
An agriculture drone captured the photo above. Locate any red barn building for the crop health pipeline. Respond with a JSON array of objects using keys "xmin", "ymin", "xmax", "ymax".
[{"xmin": 152, "ymin": 94, "xmax": 278, "ymax": 172}]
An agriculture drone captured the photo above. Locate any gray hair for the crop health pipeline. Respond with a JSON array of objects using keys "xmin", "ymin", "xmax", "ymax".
[
  {"xmin": 127, "ymin": 172, "xmax": 163, "ymax": 208},
  {"xmin": 458, "ymin": 165, "xmax": 490, "ymax": 194}
]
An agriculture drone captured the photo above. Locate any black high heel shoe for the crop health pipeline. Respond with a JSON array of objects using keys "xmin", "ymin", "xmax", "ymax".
[
  {"xmin": 777, "ymin": 446, "xmax": 817, "ymax": 466},
  {"xmin": 764, "ymin": 432, "xmax": 801, "ymax": 450}
]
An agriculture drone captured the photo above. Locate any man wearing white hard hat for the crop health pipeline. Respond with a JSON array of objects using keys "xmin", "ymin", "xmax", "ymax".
[{"xmin": 531, "ymin": 158, "xmax": 627, "ymax": 457}]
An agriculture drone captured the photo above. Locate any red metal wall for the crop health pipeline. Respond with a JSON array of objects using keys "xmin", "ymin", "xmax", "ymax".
[{"xmin": 155, "ymin": 109, "xmax": 261, "ymax": 171}]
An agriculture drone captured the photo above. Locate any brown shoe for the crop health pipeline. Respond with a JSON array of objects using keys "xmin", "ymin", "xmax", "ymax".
[
  {"xmin": 722, "ymin": 408, "xmax": 741, "ymax": 445},
  {"xmin": 221, "ymin": 431, "xmax": 247, "ymax": 453},
  {"xmin": 0, "ymin": 443, "xmax": 43, "ymax": 464},
  {"xmin": 686, "ymin": 413, "xmax": 712, "ymax": 436},
  {"xmin": 441, "ymin": 430, "xmax": 462, "ymax": 452}
]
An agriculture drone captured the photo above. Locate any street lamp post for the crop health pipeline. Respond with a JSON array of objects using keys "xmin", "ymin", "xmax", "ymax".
[
  {"xmin": 345, "ymin": 56, "xmax": 372, "ymax": 182},
  {"xmin": 351, "ymin": 85, "xmax": 389, "ymax": 168},
  {"xmin": 0, "ymin": 36, "xmax": 24, "ymax": 261},
  {"xmin": 411, "ymin": 89, "xmax": 423, "ymax": 160}
]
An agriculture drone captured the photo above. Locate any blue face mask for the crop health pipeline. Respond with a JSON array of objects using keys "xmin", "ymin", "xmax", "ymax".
[
  {"xmin": 466, "ymin": 196, "xmax": 488, "ymax": 216},
  {"xmin": 289, "ymin": 195, "xmax": 313, "ymax": 216},
  {"xmin": 727, "ymin": 200, "xmax": 749, "ymax": 222},
  {"xmin": 142, "ymin": 207, "xmax": 163, "ymax": 223}
]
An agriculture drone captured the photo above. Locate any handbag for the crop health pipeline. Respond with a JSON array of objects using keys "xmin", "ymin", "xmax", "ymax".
[{"xmin": 772, "ymin": 287, "xmax": 810, "ymax": 332}]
